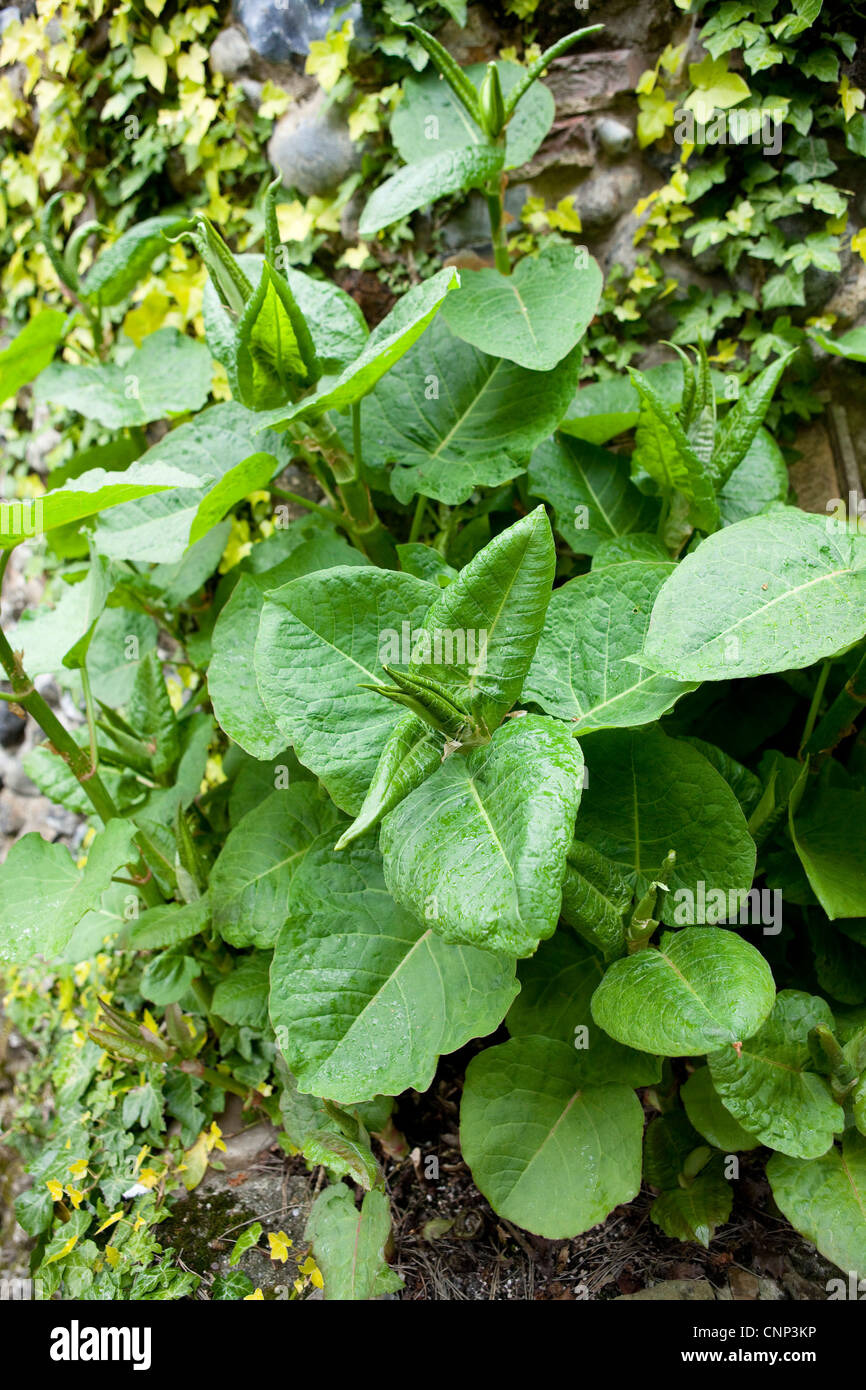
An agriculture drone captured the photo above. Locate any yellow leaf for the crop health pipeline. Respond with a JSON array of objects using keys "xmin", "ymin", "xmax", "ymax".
[
  {"xmin": 66, "ymin": 1187, "xmax": 84, "ymax": 1209},
  {"xmin": 305, "ymin": 19, "xmax": 353, "ymax": 93},
  {"xmin": 105, "ymin": 1246, "xmax": 121, "ymax": 1269},
  {"xmin": 547, "ymin": 196, "xmax": 582, "ymax": 233},
  {"xmin": 150, "ymin": 24, "xmax": 175, "ymax": 57},
  {"xmin": 839, "ymin": 75, "xmax": 865, "ymax": 123},
  {"xmin": 338, "ymin": 242, "xmax": 370, "ymax": 270},
  {"xmin": 132, "ymin": 44, "xmax": 167, "ymax": 93},
  {"xmin": 45, "ymin": 1234, "xmax": 79, "ymax": 1265},
  {"xmin": 68, "ymin": 1159, "xmax": 88, "ymax": 1179},
  {"xmin": 95, "ymin": 1211, "xmax": 124, "ymax": 1235},
  {"xmin": 259, "ymin": 80, "xmax": 292, "ymax": 120},
  {"xmin": 276, "ymin": 200, "xmax": 314, "ymax": 244},
  {"xmin": 207, "ymin": 1121, "xmax": 227, "ymax": 1153},
  {"xmin": 268, "ymin": 1230, "xmax": 293, "ymax": 1263},
  {"xmin": 244, "ymin": 1288, "xmax": 264, "ymax": 1300},
  {"xmin": 182, "ymin": 1133, "xmax": 210, "ymax": 1190},
  {"xmin": 852, "ymin": 227, "xmax": 866, "ymax": 264},
  {"xmin": 46, "ymin": 1179, "xmax": 63, "ymax": 1202},
  {"xmin": 144, "ymin": 0, "xmax": 167, "ymax": 14}
]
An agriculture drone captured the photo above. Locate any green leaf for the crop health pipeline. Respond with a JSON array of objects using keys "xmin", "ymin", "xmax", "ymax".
[
  {"xmin": 360, "ymin": 146, "xmax": 504, "ymax": 238},
  {"xmin": 210, "ymin": 535, "xmax": 367, "ymax": 761},
  {"xmin": 522, "ymin": 560, "xmax": 697, "ymax": 732},
  {"xmin": 210, "ymin": 783, "xmax": 343, "ymax": 948},
  {"xmin": 11, "ymin": 552, "xmax": 112, "ymax": 675},
  {"xmin": 355, "ymin": 316, "xmax": 583, "ymax": 506},
  {"xmin": 641, "ymin": 509, "xmax": 866, "ymax": 681},
  {"xmin": 187, "ymin": 451, "xmax": 279, "ymax": 548},
  {"xmin": 229, "ymin": 1222, "xmax": 263, "ymax": 1267},
  {"xmin": 650, "ymin": 1157, "xmax": 732, "ymax": 1247},
  {"xmin": 460, "ymin": 1036, "xmax": 644, "ymax": 1238},
  {"xmin": 35, "ymin": 328, "xmax": 211, "ymax": 428},
  {"xmin": 791, "ymin": 787, "xmax": 866, "ymax": 920},
  {"xmin": 406, "ymin": 507, "xmax": 554, "ymax": 731},
  {"xmin": 681, "ymin": 1066, "xmax": 761, "ymax": 1151},
  {"xmin": 0, "ymin": 820, "xmax": 137, "ymax": 964},
  {"xmin": 391, "ymin": 59, "xmax": 554, "ymax": 171},
  {"xmin": 140, "ymin": 947, "xmax": 200, "ymax": 1006},
  {"xmin": 396, "ymin": 543, "xmax": 457, "ymax": 587},
  {"xmin": 306, "ymin": 1185, "xmax": 403, "ymax": 1300},
  {"xmin": 212, "ymin": 953, "xmax": 271, "ymax": 1029},
  {"xmin": 592, "ymin": 927, "xmax": 776, "ymax": 1055},
  {"xmin": 0, "ymin": 309, "xmax": 65, "ymax": 405},
  {"xmin": 506, "ymin": 930, "xmax": 661, "ymax": 1085},
  {"xmin": 127, "ymin": 650, "xmax": 179, "ymax": 776},
  {"xmin": 80, "ymin": 214, "xmax": 183, "ymax": 306},
  {"xmin": 270, "ymin": 836, "xmax": 517, "ymax": 1103},
  {"xmin": 334, "ymin": 711, "xmax": 441, "ymax": 850},
  {"xmin": 128, "ymin": 897, "xmax": 211, "ymax": 950},
  {"xmin": 0, "ymin": 460, "xmax": 197, "ymax": 553},
  {"xmin": 93, "ymin": 402, "xmax": 293, "ymax": 565},
  {"xmin": 503, "ymin": 26, "xmax": 602, "ymax": 118},
  {"xmin": 397, "ymin": 21, "xmax": 483, "ymax": 124},
  {"xmin": 382, "ymin": 714, "xmax": 583, "ymax": 957},
  {"xmin": 560, "ymin": 841, "xmax": 631, "ymax": 960},
  {"xmin": 576, "ymin": 726, "xmax": 756, "ymax": 926},
  {"xmin": 254, "ymin": 269, "xmax": 459, "ymax": 427},
  {"xmin": 558, "ymin": 361, "xmax": 724, "ymax": 446},
  {"xmin": 717, "ymin": 427, "xmax": 788, "ymax": 526},
  {"xmin": 255, "ymin": 566, "xmax": 434, "ymax": 814},
  {"xmin": 441, "ymin": 243, "xmax": 602, "ymax": 371},
  {"xmin": 708, "ymin": 991, "xmax": 843, "ymax": 1158},
  {"xmin": 768, "ymin": 1131, "xmax": 866, "ymax": 1280},
  {"xmin": 630, "ymin": 370, "xmax": 719, "ymax": 532},
  {"xmin": 527, "ymin": 435, "xmax": 658, "ymax": 556},
  {"xmin": 234, "ymin": 262, "xmax": 319, "ymax": 410},
  {"xmin": 712, "ymin": 351, "xmax": 795, "ymax": 488},
  {"xmin": 813, "ymin": 325, "xmax": 866, "ymax": 363}
]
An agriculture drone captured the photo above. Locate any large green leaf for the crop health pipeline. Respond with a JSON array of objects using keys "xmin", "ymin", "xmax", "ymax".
[
  {"xmin": 334, "ymin": 711, "xmax": 440, "ymax": 850},
  {"xmin": 306, "ymin": 1185, "xmax": 403, "ymax": 1300},
  {"xmin": 12, "ymin": 552, "xmax": 112, "ymax": 675},
  {"xmin": 708, "ymin": 990, "xmax": 844, "ymax": 1158},
  {"xmin": 0, "ymin": 460, "xmax": 197, "ymax": 553},
  {"xmin": 591, "ymin": 927, "xmax": 776, "ymax": 1055},
  {"xmin": 0, "ymin": 821, "xmax": 137, "ymax": 964},
  {"xmin": 93, "ymin": 402, "xmax": 293, "ymax": 564},
  {"xmin": 407, "ymin": 507, "xmax": 555, "ymax": 731},
  {"xmin": 381, "ymin": 714, "xmax": 583, "ymax": 957},
  {"xmin": 460, "ymin": 1036, "xmax": 644, "ymax": 1238},
  {"xmin": 391, "ymin": 59, "xmax": 554, "ymax": 170},
  {"xmin": 527, "ymin": 435, "xmax": 658, "ymax": 556},
  {"xmin": 768, "ymin": 1132, "xmax": 866, "ymax": 1280},
  {"xmin": 254, "ymin": 268, "xmax": 459, "ymax": 427},
  {"xmin": 558, "ymin": 361, "xmax": 727, "ymax": 446},
  {"xmin": 254, "ymin": 566, "xmax": 435, "ymax": 814},
  {"xmin": 360, "ymin": 146, "xmax": 504, "ymax": 237},
  {"xmin": 560, "ymin": 841, "xmax": 630, "ymax": 959},
  {"xmin": 357, "ymin": 315, "xmax": 583, "ymax": 505},
  {"xmin": 681, "ymin": 1066, "xmax": 761, "ymax": 1152},
  {"xmin": 80, "ymin": 214, "xmax": 182, "ymax": 306},
  {"xmin": 576, "ymin": 726, "xmax": 756, "ymax": 926},
  {"xmin": 210, "ymin": 783, "xmax": 343, "ymax": 948},
  {"xmin": 717, "ymin": 427, "xmax": 788, "ymax": 526},
  {"xmin": 522, "ymin": 561, "xmax": 697, "ymax": 732},
  {"xmin": 35, "ymin": 328, "xmax": 211, "ymax": 428},
  {"xmin": 0, "ymin": 309, "xmax": 65, "ymax": 405},
  {"xmin": 210, "ymin": 534, "xmax": 368, "ymax": 760},
  {"xmin": 269, "ymin": 837, "xmax": 517, "ymax": 1103},
  {"xmin": 441, "ymin": 243, "xmax": 602, "ymax": 371},
  {"xmin": 211, "ymin": 953, "xmax": 271, "ymax": 1029},
  {"xmin": 506, "ymin": 930, "xmax": 661, "ymax": 1085},
  {"xmin": 791, "ymin": 786, "xmax": 866, "ymax": 920},
  {"xmin": 641, "ymin": 508, "xmax": 866, "ymax": 681}
]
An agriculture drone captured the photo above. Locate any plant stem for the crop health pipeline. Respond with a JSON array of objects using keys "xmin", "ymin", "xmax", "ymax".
[
  {"xmin": 80, "ymin": 666, "xmax": 99, "ymax": 774},
  {"xmin": 269, "ymin": 486, "xmax": 343, "ymax": 525},
  {"xmin": 805, "ymin": 650, "xmax": 866, "ymax": 759},
  {"xmin": 296, "ymin": 416, "xmax": 397, "ymax": 568},
  {"xmin": 486, "ymin": 184, "xmax": 511, "ymax": 275},
  {"xmin": 408, "ymin": 494, "xmax": 427, "ymax": 545},
  {"xmin": 0, "ymin": 622, "xmax": 163, "ymax": 907},
  {"xmin": 801, "ymin": 659, "xmax": 832, "ymax": 752},
  {"xmin": 352, "ymin": 400, "xmax": 363, "ymax": 476}
]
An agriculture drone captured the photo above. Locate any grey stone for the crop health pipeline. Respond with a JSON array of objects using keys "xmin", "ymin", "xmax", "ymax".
[
  {"xmin": 219, "ymin": 1121, "xmax": 280, "ymax": 1172},
  {"xmin": 234, "ymin": 0, "xmax": 359, "ymax": 61},
  {"xmin": 544, "ymin": 50, "xmax": 645, "ymax": 117},
  {"xmin": 208, "ymin": 25, "xmax": 251, "ymax": 80},
  {"xmin": 238, "ymin": 77, "xmax": 264, "ymax": 108},
  {"xmin": 572, "ymin": 160, "xmax": 642, "ymax": 232},
  {"xmin": 436, "ymin": 5, "xmax": 503, "ymax": 65},
  {"xmin": 596, "ymin": 116, "xmax": 634, "ymax": 159},
  {"xmin": 599, "ymin": 210, "xmax": 643, "ymax": 277},
  {"xmin": 268, "ymin": 91, "xmax": 359, "ymax": 197},
  {"xmin": 439, "ymin": 184, "xmax": 527, "ymax": 256},
  {"xmin": 0, "ymin": 701, "xmax": 25, "ymax": 749},
  {"xmin": 516, "ymin": 116, "xmax": 595, "ymax": 180},
  {"xmin": 825, "ymin": 238, "xmax": 866, "ymax": 326}
]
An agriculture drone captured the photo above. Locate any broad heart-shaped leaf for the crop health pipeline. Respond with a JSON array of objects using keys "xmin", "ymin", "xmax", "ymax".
[
  {"xmin": 681, "ymin": 1066, "xmax": 761, "ymax": 1152},
  {"xmin": 354, "ymin": 315, "xmax": 583, "ymax": 506},
  {"xmin": 93, "ymin": 402, "xmax": 293, "ymax": 565},
  {"xmin": 717, "ymin": 427, "xmax": 788, "ymax": 527},
  {"xmin": 407, "ymin": 506, "xmax": 555, "ymax": 731},
  {"xmin": 0, "ymin": 460, "xmax": 197, "ymax": 553},
  {"xmin": 255, "ymin": 567, "xmax": 435, "ymax": 815},
  {"xmin": 210, "ymin": 534, "xmax": 368, "ymax": 760},
  {"xmin": 391, "ymin": 59, "xmax": 554, "ymax": 171},
  {"xmin": 460, "ymin": 1036, "xmax": 644, "ymax": 1239},
  {"xmin": 210, "ymin": 783, "xmax": 343, "ymax": 949},
  {"xmin": 381, "ymin": 714, "xmax": 583, "ymax": 958},
  {"xmin": 334, "ymin": 711, "xmax": 441, "ymax": 850},
  {"xmin": 269, "ymin": 837, "xmax": 517, "ymax": 1103},
  {"xmin": 0, "ymin": 308, "xmax": 65, "ymax": 405},
  {"xmin": 591, "ymin": 928, "xmax": 776, "ymax": 1056},
  {"xmin": 440, "ymin": 244, "xmax": 602, "ymax": 371},
  {"xmin": 561, "ymin": 841, "xmax": 630, "ymax": 959},
  {"xmin": 527, "ymin": 435, "xmax": 658, "ymax": 557},
  {"xmin": 306, "ymin": 1185, "xmax": 403, "ymax": 1300},
  {"xmin": 35, "ymin": 328, "xmax": 211, "ymax": 428},
  {"xmin": 769, "ymin": 1132, "xmax": 866, "ymax": 1280},
  {"xmin": 790, "ymin": 786, "xmax": 866, "ymax": 920},
  {"xmin": 359, "ymin": 145, "xmax": 504, "ymax": 237},
  {"xmin": 80, "ymin": 214, "xmax": 183, "ymax": 306},
  {"xmin": 253, "ymin": 268, "xmax": 459, "ymax": 428},
  {"xmin": 522, "ymin": 560, "xmax": 697, "ymax": 733},
  {"xmin": 211, "ymin": 953, "xmax": 270, "ymax": 1029},
  {"xmin": 708, "ymin": 990, "xmax": 844, "ymax": 1159},
  {"xmin": 506, "ymin": 930, "xmax": 661, "ymax": 1086},
  {"xmin": 0, "ymin": 821, "xmax": 136, "ymax": 965},
  {"xmin": 630, "ymin": 372, "xmax": 719, "ymax": 533},
  {"xmin": 576, "ymin": 726, "xmax": 756, "ymax": 927},
  {"xmin": 813, "ymin": 325, "xmax": 866, "ymax": 362},
  {"xmin": 12, "ymin": 551, "xmax": 112, "ymax": 676},
  {"xmin": 641, "ymin": 508, "xmax": 866, "ymax": 681},
  {"xmin": 203, "ymin": 254, "xmax": 368, "ymax": 379}
]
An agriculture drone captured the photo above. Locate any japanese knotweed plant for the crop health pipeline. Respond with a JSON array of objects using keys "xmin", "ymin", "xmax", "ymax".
[{"xmin": 4, "ymin": 27, "xmax": 866, "ymax": 1298}]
